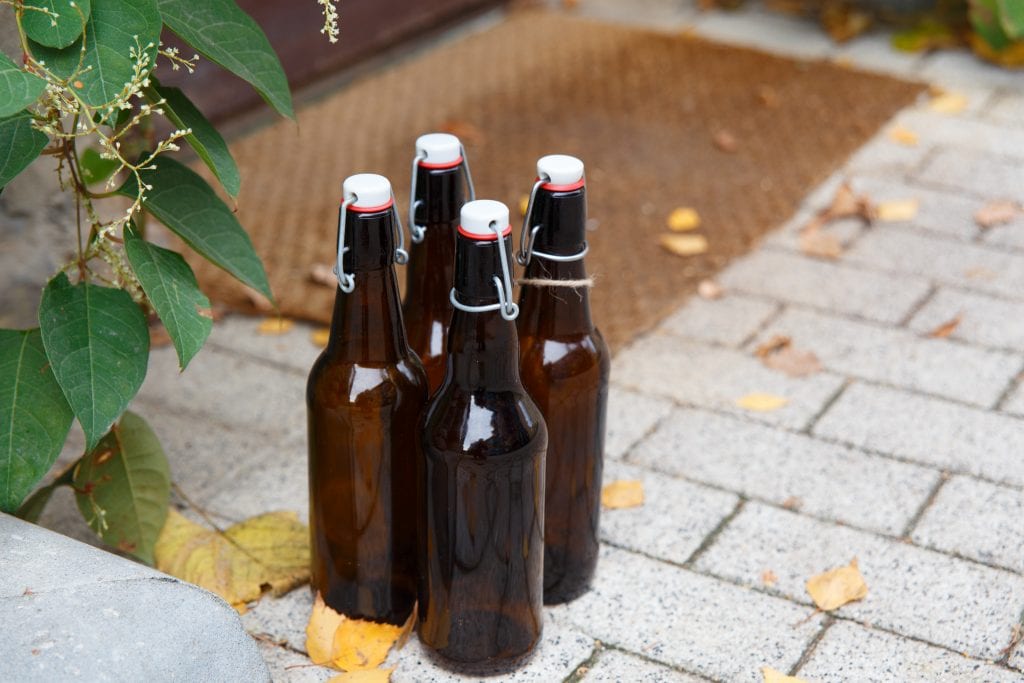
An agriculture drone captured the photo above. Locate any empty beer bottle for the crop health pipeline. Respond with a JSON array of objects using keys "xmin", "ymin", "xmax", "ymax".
[
  {"xmin": 419, "ymin": 199, "xmax": 547, "ymax": 663},
  {"xmin": 307, "ymin": 173, "xmax": 428, "ymax": 625},
  {"xmin": 402, "ymin": 133, "xmax": 474, "ymax": 393},
  {"xmin": 516, "ymin": 155, "xmax": 610, "ymax": 605}
]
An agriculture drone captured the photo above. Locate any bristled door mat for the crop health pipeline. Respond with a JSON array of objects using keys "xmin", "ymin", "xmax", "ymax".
[{"xmin": 189, "ymin": 10, "xmax": 922, "ymax": 350}]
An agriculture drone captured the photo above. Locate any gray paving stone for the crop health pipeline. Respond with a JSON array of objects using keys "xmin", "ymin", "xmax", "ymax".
[
  {"xmin": 583, "ymin": 649, "xmax": 704, "ymax": 683},
  {"xmin": 1002, "ymin": 382, "xmax": 1024, "ymax": 417},
  {"xmin": 915, "ymin": 147, "xmax": 1024, "ymax": 200},
  {"xmin": 601, "ymin": 460, "xmax": 738, "ymax": 565},
  {"xmin": 612, "ymin": 333, "xmax": 845, "ymax": 431},
  {"xmin": 695, "ymin": 503, "xmax": 1024, "ymax": 660},
  {"xmin": 206, "ymin": 314, "xmax": 325, "ymax": 375},
  {"xmin": 908, "ymin": 287, "xmax": 1024, "ymax": 352},
  {"xmin": 987, "ymin": 91, "xmax": 1024, "ymax": 127},
  {"xmin": 631, "ymin": 407, "xmax": 937, "ymax": 535},
  {"xmin": 604, "ymin": 386, "xmax": 675, "ymax": 460},
  {"xmin": 659, "ymin": 294, "xmax": 779, "ymax": 348},
  {"xmin": 552, "ymin": 546, "xmax": 823, "ymax": 682},
  {"xmin": 845, "ymin": 225, "xmax": 1024, "ymax": 302},
  {"xmin": 799, "ymin": 621, "xmax": 1022, "ymax": 683},
  {"xmin": 757, "ymin": 307, "xmax": 1019, "ymax": 407},
  {"xmin": 1011, "ymin": 646, "xmax": 1024, "ymax": 674},
  {"xmin": 763, "ymin": 213, "xmax": 868, "ymax": 254},
  {"xmin": 982, "ymin": 215, "xmax": 1024, "ymax": 251},
  {"xmin": 813, "ymin": 382, "xmax": 1024, "ymax": 487},
  {"xmin": 241, "ymin": 588, "xmax": 316, "ymax": 655},
  {"xmin": 894, "ymin": 109, "xmax": 1024, "ymax": 157},
  {"xmin": 257, "ymin": 642, "xmax": 336, "ymax": 683},
  {"xmin": 912, "ymin": 476, "xmax": 1024, "ymax": 574},
  {"xmin": 391, "ymin": 620, "xmax": 595, "ymax": 683},
  {"xmin": 848, "ymin": 175, "xmax": 984, "ymax": 242},
  {"xmin": 718, "ymin": 250, "xmax": 930, "ymax": 325},
  {"xmin": 689, "ymin": 6, "xmax": 834, "ymax": 59},
  {"xmin": 842, "ymin": 129, "xmax": 932, "ymax": 177},
  {"xmin": 919, "ymin": 50, "xmax": 1024, "ymax": 92},
  {"xmin": 830, "ymin": 31, "xmax": 924, "ymax": 76}
]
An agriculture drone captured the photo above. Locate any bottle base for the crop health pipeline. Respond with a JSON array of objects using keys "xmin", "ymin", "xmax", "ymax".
[{"xmin": 419, "ymin": 609, "xmax": 542, "ymax": 666}]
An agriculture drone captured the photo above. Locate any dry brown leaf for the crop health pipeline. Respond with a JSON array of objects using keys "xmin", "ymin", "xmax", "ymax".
[
  {"xmin": 736, "ymin": 393, "xmax": 789, "ymax": 412},
  {"xmin": 805, "ymin": 558, "xmax": 868, "ymax": 611},
  {"xmin": 310, "ymin": 264, "xmax": 337, "ymax": 288},
  {"xmin": 660, "ymin": 234, "xmax": 708, "ymax": 257},
  {"xmin": 307, "ymin": 593, "xmax": 413, "ymax": 671},
  {"xmin": 782, "ymin": 496, "xmax": 803, "ymax": 511},
  {"xmin": 327, "ymin": 669, "xmax": 396, "ymax": 683},
  {"xmin": 756, "ymin": 85, "xmax": 780, "ymax": 109},
  {"xmin": 888, "ymin": 125, "xmax": 919, "ymax": 146},
  {"xmin": 965, "ymin": 266, "xmax": 997, "ymax": 281},
  {"xmin": 761, "ymin": 667, "xmax": 808, "ymax": 683},
  {"xmin": 155, "ymin": 509, "xmax": 310, "ymax": 610},
  {"xmin": 667, "ymin": 207, "xmax": 701, "ymax": 232},
  {"xmin": 761, "ymin": 569, "xmax": 779, "ymax": 587},
  {"xmin": 763, "ymin": 346, "xmax": 823, "ymax": 378},
  {"xmin": 928, "ymin": 90, "xmax": 968, "ymax": 115},
  {"xmin": 601, "ymin": 480, "xmax": 644, "ymax": 509},
  {"xmin": 311, "ymin": 328, "xmax": 331, "ymax": 347},
  {"xmin": 974, "ymin": 200, "xmax": 1021, "ymax": 229},
  {"xmin": 821, "ymin": 1, "xmax": 872, "ymax": 43},
  {"xmin": 257, "ymin": 317, "xmax": 294, "ymax": 336},
  {"xmin": 927, "ymin": 313, "xmax": 963, "ymax": 339},
  {"xmin": 697, "ymin": 279, "xmax": 724, "ymax": 300},
  {"xmin": 799, "ymin": 229, "xmax": 843, "ymax": 260},
  {"xmin": 712, "ymin": 129, "xmax": 738, "ymax": 153},
  {"xmin": 876, "ymin": 198, "xmax": 919, "ymax": 222},
  {"xmin": 755, "ymin": 335, "xmax": 792, "ymax": 358}
]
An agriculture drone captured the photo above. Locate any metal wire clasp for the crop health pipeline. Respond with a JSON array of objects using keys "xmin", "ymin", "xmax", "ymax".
[
  {"xmin": 335, "ymin": 192, "xmax": 408, "ymax": 294},
  {"xmin": 449, "ymin": 222, "xmax": 519, "ymax": 321},
  {"xmin": 516, "ymin": 174, "xmax": 589, "ymax": 266},
  {"xmin": 408, "ymin": 144, "xmax": 477, "ymax": 244}
]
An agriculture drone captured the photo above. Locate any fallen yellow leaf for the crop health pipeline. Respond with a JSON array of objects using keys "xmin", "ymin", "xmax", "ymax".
[
  {"xmin": 761, "ymin": 569, "xmax": 778, "ymax": 587},
  {"xmin": 660, "ymin": 234, "xmax": 708, "ymax": 257},
  {"xmin": 667, "ymin": 207, "xmax": 701, "ymax": 232},
  {"xmin": 601, "ymin": 480, "xmax": 644, "ymax": 509},
  {"xmin": 928, "ymin": 90, "xmax": 968, "ymax": 115},
  {"xmin": 876, "ymin": 198, "xmax": 919, "ymax": 222},
  {"xmin": 888, "ymin": 125, "xmax": 919, "ymax": 146},
  {"xmin": 327, "ymin": 669, "xmax": 396, "ymax": 683},
  {"xmin": 258, "ymin": 317, "xmax": 294, "ymax": 335},
  {"xmin": 806, "ymin": 558, "xmax": 868, "ymax": 611},
  {"xmin": 736, "ymin": 393, "xmax": 789, "ymax": 412},
  {"xmin": 761, "ymin": 667, "xmax": 808, "ymax": 683},
  {"xmin": 799, "ymin": 228, "xmax": 843, "ymax": 260},
  {"xmin": 312, "ymin": 328, "xmax": 331, "ymax": 347},
  {"xmin": 307, "ymin": 593, "xmax": 412, "ymax": 671},
  {"xmin": 155, "ymin": 509, "xmax": 310, "ymax": 610},
  {"xmin": 519, "ymin": 194, "xmax": 530, "ymax": 217}
]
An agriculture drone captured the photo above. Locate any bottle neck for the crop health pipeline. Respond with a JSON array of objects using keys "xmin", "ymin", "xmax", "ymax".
[
  {"xmin": 518, "ymin": 186, "xmax": 594, "ymax": 338},
  {"xmin": 404, "ymin": 165, "xmax": 463, "ymax": 312}
]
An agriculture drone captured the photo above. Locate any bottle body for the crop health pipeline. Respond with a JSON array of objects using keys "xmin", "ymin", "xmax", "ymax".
[
  {"xmin": 517, "ymin": 179, "xmax": 610, "ymax": 605},
  {"xmin": 418, "ymin": 211, "xmax": 547, "ymax": 663},
  {"xmin": 308, "ymin": 202, "xmax": 428, "ymax": 625}
]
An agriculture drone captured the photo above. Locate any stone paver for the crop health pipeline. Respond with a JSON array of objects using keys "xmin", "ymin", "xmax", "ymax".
[
  {"xmin": 845, "ymin": 175, "xmax": 985, "ymax": 242},
  {"xmin": 799, "ymin": 621, "xmax": 1023, "ymax": 683},
  {"xmin": 601, "ymin": 460, "xmax": 738, "ymax": 565},
  {"xmin": 207, "ymin": 315, "xmax": 325, "ymax": 375},
  {"xmin": 813, "ymin": 382, "xmax": 1024, "ymax": 487},
  {"xmin": 688, "ymin": 5, "xmax": 833, "ymax": 59},
  {"xmin": 583, "ymin": 649, "xmax": 704, "ymax": 683},
  {"xmin": 631, "ymin": 407, "xmax": 938, "ymax": 535},
  {"xmin": 982, "ymin": 215, "xmax": 1024, "ymax": 251},
  {"xmin": 912, "ymin": 476, "xmax": 1024, "ymax": 575},
  {"xmin": 915, "ymin": 146, "xmax": 1024, "ymax": 199},
  {"xmin": 613, "ymin": 334, "xmax": 845, "ymax": 431},
  {"xmin": 919, "ymin": 50, "xmax": 1024, "ymax": 92},
  {"xmin": 554, "ymin": 546, "xmax": 824, "ymax": 683},
  {"xmin": 1002, "ymin": 382, "xmax": 1024, "ymax": 418},
  {"xmin": 842, "ymin": 129, "xmax": 932, "ymax": 177},
  {"xmin": 659, "ymin": 294, "xmax": 779, "ymax": 348},
  {"xmin": 895, "ymin": 109, "xmax": 1024, "ymax": 156},
  {"xmin": 1012, "ymin": 646, "xmax": 1024, "ymax": 674},
  {"xmin": 987, "ymin": 91, "xmax": 1024, "ymax": 126},
  {"xmin": 604, "ymin": 385, "xmax": 675, "ymax": 460},
  {"xmin": 695, "ymin": 503, "xmax": 1024, "ymax": 660},
  {"xmin": 717, "ymin": 250, "xmax": 930, "ymax": 325},
  {"xmin": 908, "ymin": 287, "xmax": 1024, "ymax": 352},
  {"xmin": 756, "ymin": 307, "xmax": 1020, "ymax": 407}
]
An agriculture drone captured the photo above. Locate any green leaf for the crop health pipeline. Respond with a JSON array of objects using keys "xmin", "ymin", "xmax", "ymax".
[
  {"xmin": 0, "ymin": 329, "xmax": 74, "ymax": 513},
  {"xmin": 117, "ymin": 156, "xmax": 272, "ymax": 301},
  {"xmin": 29, "ymin": 0, "xmax": 161, "ymax": 108},
  {"xmin": 74, "ymin": 410, "xmax": 169, "ymax": 564},
  {"xmin": 22, "ymin": 0, "xmax": 92, "ymax": 49},
  {"xmin": 16, "ymin": 460, "xmax": 76, "ymax": 522},
  {"xmin": 971, "ymin": 0, "xmax": 1013, "ymax": 50},
  {"xmin": 0, "ymin": 53, "xmax": 47, "ymax": 117},
  {"xmin": 124, "ymin": 225, "xmax": 213, "ymax": 370},
  {"xmin": 0, "ymin": 113, "xmax": 48, "ymax": 189},
  {"xmin": 145, "ymin": 80, "xmax": 240, "ymax": 198},
  {"xmin": 79, "ymin": 147, "xmax": 120, "ymax": 185},
  {"xmin": 156, "ymin": 0, "xmax": 294, "ymax": 119},
  {"xmin": 998, "ymin": 0, "xmax": 1024, "ymax": 39},
  {"xmin": 38, "ymin": 273, "xmax": 149, "ymax": 452}
]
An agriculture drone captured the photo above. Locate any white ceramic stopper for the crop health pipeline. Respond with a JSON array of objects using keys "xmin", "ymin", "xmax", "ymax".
[
  {"xmin": 460, "ymin": 199, "xmax": 509, "ymax": 239},
  {"xmin": 416, "ymin": 133, "xmax": 462, "ymax": 166},
  {"xmin": 343, "ymin": 173, "xmax": 391, "ymax": 208},
  {"xmin": 537, "ymin": 154, "xmax": 584, "ymax": 185}
]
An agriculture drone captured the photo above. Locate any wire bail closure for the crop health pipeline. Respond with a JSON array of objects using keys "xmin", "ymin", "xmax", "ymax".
[
  {"xmin": 516, "ymin": 174, "xmax": 589, "ymax": 266},
  {"xmin": 335, "ymin": 191, "xmax": 408, "ymax": 294},
  {"xmin": 409, "ymin": 144, "xmax": 476, "ymax": 244},
  {"xmin": 449, "ymin": 222, "xmax": 520, "ymax": 321}
]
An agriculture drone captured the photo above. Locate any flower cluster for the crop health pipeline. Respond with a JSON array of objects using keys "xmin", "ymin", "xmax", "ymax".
[{"xmin": 318, "ymin": 0, "xmax": 340, "ymax": 44}]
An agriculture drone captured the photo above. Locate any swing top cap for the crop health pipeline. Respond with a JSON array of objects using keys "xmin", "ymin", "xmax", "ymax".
[
  {"xmin": 343, "ymin": 173, "xmax": 391, "ymax": 209},
  {"xmin": 416, "ymin": 133, "xmax": 462, "ymax": 166},
  {"xmin": 537, "ymin": 154, "xmax": 584, "ymax": 186},
  {"xmin": 460, "ymin": 199, "xmax": 511, "ymax": 240}
]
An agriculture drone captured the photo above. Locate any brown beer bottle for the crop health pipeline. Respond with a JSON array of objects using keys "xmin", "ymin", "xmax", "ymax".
[
  {"xmin": 307, "ymin": 173, "xmax": 428, "ymax": 625},
  {"xmin": 516, "ymin": 155, "xmax": 610, "ymax": 605},
  {"xmin": 402, "ymin": 133, "xmax": 474, "ymax": 394},
  {"xmin": 418, "ymin": 199, "xmax": 547, "ymax": 663}
]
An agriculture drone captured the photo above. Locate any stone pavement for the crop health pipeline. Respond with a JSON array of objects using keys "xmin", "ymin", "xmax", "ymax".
[{"xmin": 22, "ymin": 2, "xmax": 1024, "ymax": 682}]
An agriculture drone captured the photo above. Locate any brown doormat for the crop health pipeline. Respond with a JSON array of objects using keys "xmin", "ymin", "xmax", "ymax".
[{"xmin": 190, "ymin": 10, "xmax": 922, "ymax": 351}]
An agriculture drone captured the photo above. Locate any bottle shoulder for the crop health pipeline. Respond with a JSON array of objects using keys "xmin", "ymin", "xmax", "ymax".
[
  {"xmin": 520, "ymin": 329, "xmax": 610, "ymax": 379},
  {"xmin": 421, "ymin": 384, "xmax": 547, "ymax": 459},
  {"xmin": 308, "ymin": 351, "xmax": 428, "ymax": 406}
]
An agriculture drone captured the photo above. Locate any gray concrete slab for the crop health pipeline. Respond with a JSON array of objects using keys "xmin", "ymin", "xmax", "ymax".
[
  {"xmin": 659, "ymin": 294, "xmax": 780, "ymax": 348},
  {"xmin": 907, "ymin": 287, "xmax": 1024, "ymax": 352},
  {"xmin": 583, "ymin": 649, "xmax": 705, "ymax": 683}
]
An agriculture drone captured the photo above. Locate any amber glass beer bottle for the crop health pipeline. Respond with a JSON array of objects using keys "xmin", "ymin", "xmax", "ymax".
[
  {"xmin": 402, "ymin": 133, "xmax": 473, "ymax": 394},
  {"xmin": 307, "ymin": 173, "xmax": 428, "ymax": 625},
  {"xmin": 419, "ymin": 199, "xmax": 548, "ymax": 663},
  {"xmin": 517, "ymin": 155, "xmax": 610, "ymax": 605}
]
